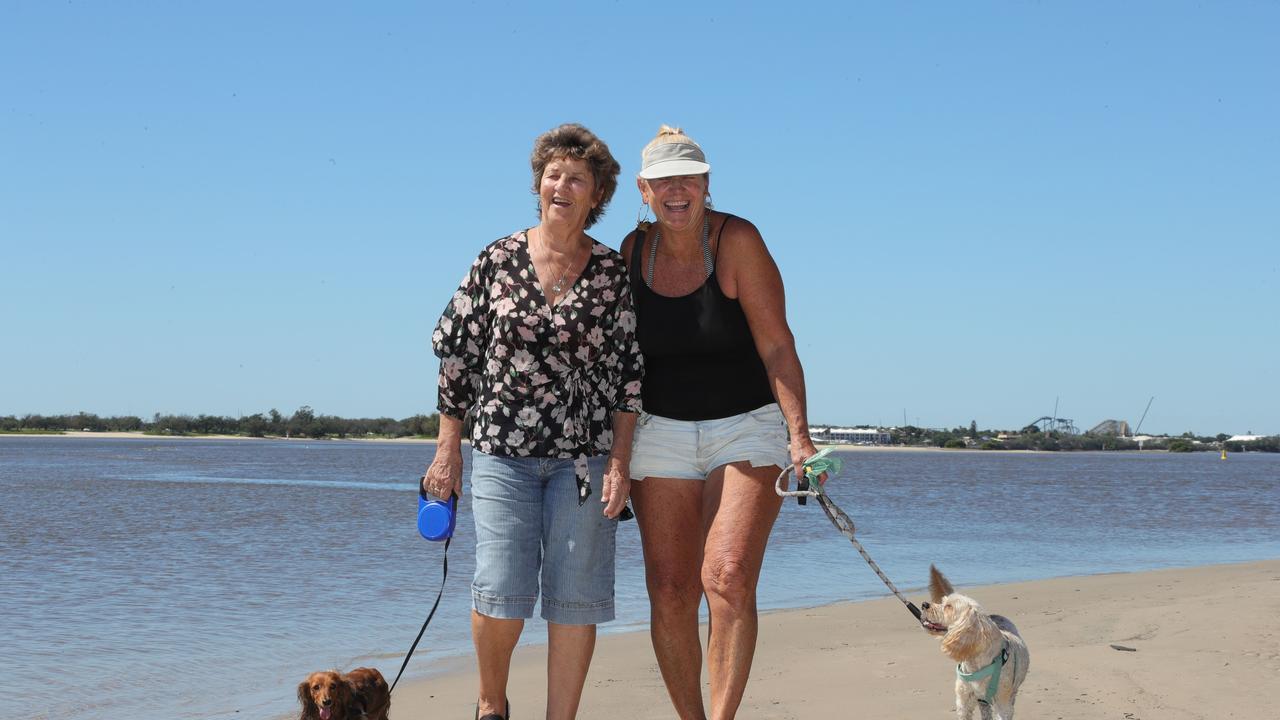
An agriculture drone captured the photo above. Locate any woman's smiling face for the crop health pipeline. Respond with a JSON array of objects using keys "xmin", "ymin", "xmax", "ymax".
[
  {"xmin": 640, "ymin": 173, "xmax": 708, "ymax": 232},
  {"xmin": 539, "ymin": 156, "xmax": 599, "ymax": 231}
]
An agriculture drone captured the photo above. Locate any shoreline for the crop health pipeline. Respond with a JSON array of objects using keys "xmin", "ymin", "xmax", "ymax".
[
  {"xmin": 366, "ymin": 559, "xmax": 1279, "ymax": 720},
  {"xmin": 0, "ymin": 430, "xmax": 441, "ymax": 444},
  {"xmin": 0, "ymin": 433, "xmax": 1159, "ymax": 453}
]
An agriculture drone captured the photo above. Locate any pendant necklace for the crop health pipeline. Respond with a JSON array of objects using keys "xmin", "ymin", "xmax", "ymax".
[
  {"xmin": 550, "ymin": 264, "xmax": 570, "ymax": 294},
  {"xmin": 535, "ymin": 228, "xmax": 574, "ymax": 295}
]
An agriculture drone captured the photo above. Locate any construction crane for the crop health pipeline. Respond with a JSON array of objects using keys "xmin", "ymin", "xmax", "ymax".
[{"xmin": 1132, "ymin": 396, "xmax": 1155, "ymax": 437}]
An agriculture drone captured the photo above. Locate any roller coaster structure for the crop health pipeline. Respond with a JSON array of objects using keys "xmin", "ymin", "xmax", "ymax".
[
  {"xmin": 1032, "ymin": 398, "xmax": 1151, "ymax": 438},
  {"xmin": 1088, "ymin": 419, "xmax": 1132, "ymax": 436},
  {"xmin": 1025, "ymin": 416, "xmax": 1079, "ymax": 434}
]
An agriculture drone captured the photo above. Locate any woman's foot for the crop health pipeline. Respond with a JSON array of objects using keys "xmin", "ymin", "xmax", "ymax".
[{"xmin": 475, "ymin": 699, "xmax": 509, "ymax": 720}]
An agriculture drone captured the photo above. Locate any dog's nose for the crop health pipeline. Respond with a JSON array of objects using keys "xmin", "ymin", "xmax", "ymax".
[{"xmin": 921, "ymin": 601, "xmax": 931, "ymax": 610}]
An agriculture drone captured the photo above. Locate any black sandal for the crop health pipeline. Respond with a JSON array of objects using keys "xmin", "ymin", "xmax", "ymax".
[{"xmin": 475, "ymin": 699, "xmax": 509, "ymax": 720}]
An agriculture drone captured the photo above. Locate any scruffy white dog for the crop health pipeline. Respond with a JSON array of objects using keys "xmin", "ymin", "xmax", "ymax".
[{"xmin": 919, "ymin": 566, "xmax": 1030, "ymax": 720}]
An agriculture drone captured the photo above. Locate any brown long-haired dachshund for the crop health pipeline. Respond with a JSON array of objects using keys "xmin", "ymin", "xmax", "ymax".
[{"xmin": 297, "ymin": 667, "xmax": 390, "ymax": 720}]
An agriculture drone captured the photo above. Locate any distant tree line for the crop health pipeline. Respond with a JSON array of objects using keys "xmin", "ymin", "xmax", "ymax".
[
  {"xmin": 0, "ymin": 407, "xmax": 441, "ymax": 439},
  {"xmin": 1, "ymin": 412, "xmax": 147, "ymax": 433},
  {"xmin": 883, "ymin": 423, "xmax": 1277, "ymax": 453},
  {"xmin": 6, "ymin": 411, "xmax": 1276, "ymax": 452}
]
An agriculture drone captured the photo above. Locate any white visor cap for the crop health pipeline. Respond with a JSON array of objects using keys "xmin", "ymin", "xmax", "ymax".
[{"xmin": 638, "ymin": 142, "xmax": 710, "ymax": 179}]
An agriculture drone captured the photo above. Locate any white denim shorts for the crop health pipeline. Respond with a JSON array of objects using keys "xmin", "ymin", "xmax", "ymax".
[{"xmin": 630, "ymin": 403, "xmax": 790, "ymax": 480}]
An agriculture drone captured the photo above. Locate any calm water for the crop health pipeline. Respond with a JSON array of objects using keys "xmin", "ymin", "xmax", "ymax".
[{"xmin": 2, "ymin": 438, "xmax": 1278, "ymax": 719}]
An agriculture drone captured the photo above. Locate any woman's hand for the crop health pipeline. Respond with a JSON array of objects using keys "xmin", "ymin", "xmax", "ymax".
[
  {"xmin": 602, "ymin": 411, "xmax": 637, "ymax": 518},
  {"xmin": 422, "ymin": 445, "xmax": 463, "ymax": 500},
  {"xmin": 601, "ymin": 455, "xmax": 631, "ymax": 519},
  {"xmin": 791, "ymin": 436, "xmax": 826, "ymax": 487}
]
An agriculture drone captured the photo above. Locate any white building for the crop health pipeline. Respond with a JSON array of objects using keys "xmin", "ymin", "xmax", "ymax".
[{"xmin": 814, "ymin": 427, "xmax": 891, "ymax": 445}]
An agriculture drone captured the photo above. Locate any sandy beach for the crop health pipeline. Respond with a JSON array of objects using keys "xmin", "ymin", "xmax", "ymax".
[{"xmin": 390, "ymin": 560, "xmax": 1280, "ymax": 719}]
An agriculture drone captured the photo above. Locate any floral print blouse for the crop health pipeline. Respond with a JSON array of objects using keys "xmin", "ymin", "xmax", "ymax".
[{"xmin": 433, "ymin": 230, "xmax": 644, "ymax": 504}]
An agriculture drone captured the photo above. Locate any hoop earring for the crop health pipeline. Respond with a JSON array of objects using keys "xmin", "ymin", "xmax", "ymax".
[
  {"xmin": 704, "ymin": 193, "xmax": 714, "ymax": 210},
  {"xmin": 636, "ymin": 202, "xmax": 651, "ymax": 225}
]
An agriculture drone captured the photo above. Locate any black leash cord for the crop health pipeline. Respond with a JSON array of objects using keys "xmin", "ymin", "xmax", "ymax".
[{"xmin": 389, "ymin": 535, "xmax": 450, "ymax": 693}]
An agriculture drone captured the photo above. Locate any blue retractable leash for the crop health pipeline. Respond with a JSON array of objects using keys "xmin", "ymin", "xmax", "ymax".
[
  {"xmin": 776, "ymin": 449, "xmax": 925, "ymax": 625},
  {"xmin": 388, "ymin": 482, "xmax": 457, "ymax": 693}
]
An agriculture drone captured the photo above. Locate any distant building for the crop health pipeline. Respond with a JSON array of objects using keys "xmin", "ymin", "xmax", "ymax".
[
  {"xmin": 1228, "ymin": 435, "xmax": 1268, "ymax": 443},
  {"xmin": 813, "ymin": 427, "xmax": 891, "ymax": 445}
]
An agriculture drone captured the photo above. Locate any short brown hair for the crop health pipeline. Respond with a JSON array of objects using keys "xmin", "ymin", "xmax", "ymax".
[{"xmin": 530, "ymin": 123, "xmax": 620, "ymax": 229}]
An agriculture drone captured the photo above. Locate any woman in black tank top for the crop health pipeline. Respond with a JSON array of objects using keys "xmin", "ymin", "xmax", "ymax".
[
  {"xmin": 628, "ymin": 212, "xmax": 775, "ymax": 420},
  {"xmin": 621, "ymin": 126, "xmax": 823, "ymax": 720}
]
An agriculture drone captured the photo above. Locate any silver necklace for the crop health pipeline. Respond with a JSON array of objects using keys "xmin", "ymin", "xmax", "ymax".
[
  {"xmin": 550, "ymin": 266, "xmax": 571, "ymax": 294},
  {"xmin": 534, "ymin": 229, "xmax": 575, "ymax": 295}
]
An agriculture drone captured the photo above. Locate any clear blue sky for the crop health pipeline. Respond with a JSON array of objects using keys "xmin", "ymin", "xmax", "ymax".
[{"xmin": 3, "ymin": 1, "xmax": 1276, "ymax": 436}]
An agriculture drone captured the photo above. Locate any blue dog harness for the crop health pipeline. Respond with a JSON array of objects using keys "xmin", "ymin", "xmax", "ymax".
[{"xmin": 956, "ymin": 641, "xmax": 1010, "ymax": 704}]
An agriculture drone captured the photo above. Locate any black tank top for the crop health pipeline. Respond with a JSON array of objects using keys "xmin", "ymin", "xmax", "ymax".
[{"xmin": 630, "ymin": 215, "xmax": 775, "ymax": 421}]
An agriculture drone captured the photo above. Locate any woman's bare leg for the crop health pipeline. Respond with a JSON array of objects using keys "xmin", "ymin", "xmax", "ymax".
[
  {"xmin": 472, "ymin": 610, "xmax": 522, "ymax": 717},
  {"xmin": 632, "ymin": 477, "xmax": 708, "ymax": 720},
  {"xmin": 701, "ymin": 462, "xmax": 783, "ymax": 720},
  {"xmin": 546, "ymin": 622, "xmax": 596, "ymax": 720}
]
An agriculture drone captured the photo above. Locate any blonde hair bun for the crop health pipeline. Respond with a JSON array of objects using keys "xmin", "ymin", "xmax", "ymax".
[{"xmin": 642, "ymin": 125, "xmax": 701, "ymax": 164}]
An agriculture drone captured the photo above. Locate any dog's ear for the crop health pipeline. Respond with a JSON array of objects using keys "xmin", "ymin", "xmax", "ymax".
[
  {"xmin": 336, "ymin": 674, "xmax": 355, "ymax": 712},
  {"xmin": 298, "ymin": 678, "xmax": 316, "ymax": 720},
  {"xmin": 940, "ymin": 598, "xmax": 1002, "ymax": 662},
  {"xmin": 940, "ymin": 601, "xmax": 978, "ymax": 660},
  {"xmin": 929, "ymin": 564, "xmax": 955, "ymax": 603}
]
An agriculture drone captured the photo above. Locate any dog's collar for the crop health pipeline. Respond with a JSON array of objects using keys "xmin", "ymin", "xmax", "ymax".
[{"xmin": 955, "ymin": 641, "xmax": 1008, "ymax": 704}]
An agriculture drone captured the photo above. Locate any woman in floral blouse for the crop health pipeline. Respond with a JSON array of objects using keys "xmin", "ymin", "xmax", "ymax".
[{"xmin": 422, "ymin": 123, "xmax": 642, "ymax": 720}]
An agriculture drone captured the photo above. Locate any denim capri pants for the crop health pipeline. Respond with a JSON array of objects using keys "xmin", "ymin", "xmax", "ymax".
[{"xmin": 469, "ymin": 451, "xmax": 618, "ymax": 625}]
